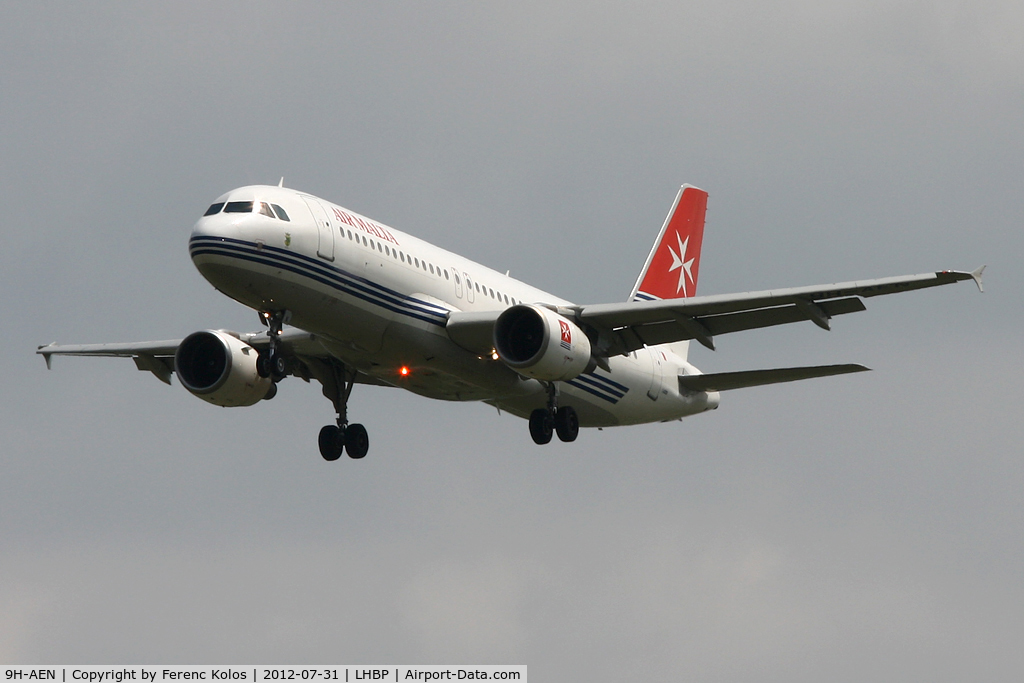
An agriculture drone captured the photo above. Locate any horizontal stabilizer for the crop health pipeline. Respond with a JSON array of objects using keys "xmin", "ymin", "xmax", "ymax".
[{"xmin": 678, "ymin": 363, "xmax": 869, "ymax": 392}]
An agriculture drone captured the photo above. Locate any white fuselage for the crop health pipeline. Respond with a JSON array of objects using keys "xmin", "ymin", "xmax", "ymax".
[{"xmin": 189, "ymin": 185, "xmax": 719, "ymax": 428}]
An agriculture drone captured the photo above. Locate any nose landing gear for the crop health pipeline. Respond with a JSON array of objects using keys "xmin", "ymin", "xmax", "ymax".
[
  {"xmin": 257, "ymin": 310, "xmax": 290, "ymax": 381},
  {"xmin": 529, "ymin": 382, "xmax": 579, "ymax": 445}
]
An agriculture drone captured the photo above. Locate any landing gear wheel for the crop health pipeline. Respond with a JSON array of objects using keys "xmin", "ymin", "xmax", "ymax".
[
  {"xmin": 257, "ymin": 352, "xmax": 287, "ymax": 381},
  {"xmin": 259, "ymin": 310, "xmax": 290, "ymax": 381},
  {"xmin": 554, "ymin": 406, "xmax": 579, "ymax": 442},
  {"xmin": 529, "ymin": 409, "xmax": 554, "ymax": 445},
  {"xmin": 271, "ymin": 353, "xmax": 287, "ymax": 381},
  {"xmin": 316, "ymin": 359, "xmax": 366, "ymax": 460},
  {"xmin": 345, "ymin": 423, "xmax": 369, "ymax": 459},
  {"xmin": 256, "ymin": 353, "xmax": 271, "ymax": 378},
  {"xmin": 318, "ymin": 425, "xmax": 344, "ymax": 461}
]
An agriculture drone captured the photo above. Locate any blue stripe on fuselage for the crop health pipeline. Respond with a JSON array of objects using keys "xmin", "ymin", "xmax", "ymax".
[
  {"xmin": 189, "ymin": 236, "xmax": 449, "ymax": 326},
  {"xmin": 565, "ymin": 372, "xmax": 630, "ymax": 404}
]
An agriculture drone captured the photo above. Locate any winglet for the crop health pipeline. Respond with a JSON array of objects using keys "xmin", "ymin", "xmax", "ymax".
[
  {"xmin": 278, "ymin": 177, "xmax": 285, "ymax": 188},
  {"xmin": 970, "ymin": 265, "xmax": 986, "ymax": 293},
  {"xmin": 37, "ymin": 343, "xmax": 55, "ymax": 369}
]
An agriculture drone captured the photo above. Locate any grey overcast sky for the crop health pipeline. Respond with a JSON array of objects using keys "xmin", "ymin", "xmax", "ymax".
[{"xmin": 2, "ymin": 2, "xmax": 1022, "ymax": 679}]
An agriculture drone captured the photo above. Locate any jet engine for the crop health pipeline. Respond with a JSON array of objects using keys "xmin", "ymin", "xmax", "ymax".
[
  {"xmin": 174, "ymin": 330, "xmax": 274, "ymax": 407},
  {"xmin": 493, "ymin": 305, "xmax": 592, "ymax": 381}
]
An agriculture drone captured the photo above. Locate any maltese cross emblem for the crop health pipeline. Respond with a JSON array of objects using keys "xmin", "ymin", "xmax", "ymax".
[{"xmin": 666, "ymin": 231, "xmax": 695, "ymax": 296}]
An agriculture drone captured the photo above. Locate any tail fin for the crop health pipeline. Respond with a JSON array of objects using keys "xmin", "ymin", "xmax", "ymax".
[{"xmin": 629, "ymin": 185, "xmax": 708, "ymax": 302}]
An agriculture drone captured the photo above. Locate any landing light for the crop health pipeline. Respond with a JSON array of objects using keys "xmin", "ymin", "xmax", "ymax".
[
  {"xmin": 491, "ymin": 351, "xmax": 500, "ymax": 361},
  {"xmin": 399, "ymin": 366, "xmax": 410, "ymax": 376}
]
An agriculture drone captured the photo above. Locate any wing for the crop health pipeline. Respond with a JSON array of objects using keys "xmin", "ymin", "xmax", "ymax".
[
  {"xmin": 446, "ymin": 267, "xmax": 985, "ymax": 356},
  {"xmin": 37, "ymin": 328, "xmax": 391, "ymax": 388}
]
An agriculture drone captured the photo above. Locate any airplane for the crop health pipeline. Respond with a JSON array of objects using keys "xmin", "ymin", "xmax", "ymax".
[{"xmin": 37, "ymin": 182, "xmax": 984, "ymax": 460}]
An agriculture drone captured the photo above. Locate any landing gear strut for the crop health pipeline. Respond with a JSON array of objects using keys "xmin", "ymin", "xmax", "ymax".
[
  {"xmin": 529, "ymin": 382, "xmax": 578, "ymax": 445},
  {"xmin": 257, "ymin": 310, "xmax": 290, "ymax": 381},
  {"xmin": 316, "ymin": 359, "xmax": 369, "ymax": 461}
]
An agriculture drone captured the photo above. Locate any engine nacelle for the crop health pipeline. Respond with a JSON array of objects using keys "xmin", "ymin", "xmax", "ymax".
[
  {"xmin": 174, "ymin": 330, "xmax": 273, "ymax": 407},
  {"xmin": 493, "ymin": 305, "xmax": 592, "ymax": 381}
]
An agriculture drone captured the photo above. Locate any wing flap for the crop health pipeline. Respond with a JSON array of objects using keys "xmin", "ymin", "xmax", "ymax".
[
  {"xmin": 620, "ymin": 297, "xmax": 867, "ymax": 352},
  {"xmin": 704, "ymin": 297, "xmax": 867, "ymax": 335},
  {"xmin": 678, "ymin": 363, "xmax": 869, "ymax": 392}
]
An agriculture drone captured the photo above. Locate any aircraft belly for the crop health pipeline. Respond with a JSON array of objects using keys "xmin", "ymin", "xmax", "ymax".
[{"xmin": 366, "ymin": 319, "xmax": 537, "ymax": 401}]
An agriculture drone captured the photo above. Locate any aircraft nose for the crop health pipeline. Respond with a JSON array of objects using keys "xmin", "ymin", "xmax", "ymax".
[
  {"xmin": 187, "ymin": 207, "xmax": 248, "ymax": 281},
  {"xmin": 189, "ymin": 215, "xmax": 228, "ymax": 259}
]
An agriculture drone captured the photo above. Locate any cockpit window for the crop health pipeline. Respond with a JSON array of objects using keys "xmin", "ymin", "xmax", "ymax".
[
  {"xmin": 271, "ymin": 204, "xmax": 290, "ymax": 221},
  {"xmin": 259, "ymin": 202, "xmax": 275, "ymax": 218},
  {"xmin": 204, "ymin": 202, "xmax": 224, "ymax": 216},
  {"xmin": 224, "ymin": 201, "xmax": 254, "ymax": 213}
]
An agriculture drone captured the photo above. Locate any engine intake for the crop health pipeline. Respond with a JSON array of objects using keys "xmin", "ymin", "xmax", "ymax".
[
  {"xmin": 175, "ymin": 330, "xmax": 273, "ymax": 407},
  {"xmin": 494, "ymin": 305, "xmax": 592, "ymax": 381}
]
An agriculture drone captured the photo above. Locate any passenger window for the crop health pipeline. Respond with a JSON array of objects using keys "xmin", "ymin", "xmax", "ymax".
[
  {"xmin": 504, "ymin": 294, "xmax": 509, "ymax": 304},
  {"xmin": 362, "ymin": 236, "xmax": 367, "ymax": 246},
  {"xmin": 475, "ymin": 283, "xmax": 480, "ymax": 292},
  {"xmin": 204, "ymin": 202, "xmax": 224, "ymax": 216},
  {"xmin": 415, "ymin": 258, "xmax": 420, "ymax": 268},
  {"xmin": 259, "ymin": 202, "xmax": 275, "ymax": 218},
  {"xmin": 378, "ymin": 243, "xmax": 383, "ymax": 252},
  {"xmin": 385, "ymin": 246, "xmax": 390, "ymax": 256},
  {"xmin": 369, "ymin": 239, "xmax": 375, "ymax": 250},
  {"xmin": 271, "ymin": 204, "xmax": 290, "ymax": 221},
  {"xmin": 429, "ymin": 264, "xmax": 435, "ymax": 274},
  {"xmin": 444, "ymin": 270, "xmax": 449, "ymax": 280},
  {"xmin": 224, "ymin": 201, "xmax": 254, "ymax": 213}
]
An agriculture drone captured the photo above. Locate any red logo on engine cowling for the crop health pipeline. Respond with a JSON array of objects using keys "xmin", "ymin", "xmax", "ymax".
[{"xmin": 559, "ymin": 320, "xmax": 572, "ymax": 349}]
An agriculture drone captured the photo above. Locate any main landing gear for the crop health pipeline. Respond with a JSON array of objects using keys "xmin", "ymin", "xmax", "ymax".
[
  {"xmin": 318, "ymin": 423, "xmax": 369, "ymax": 461},
  {"xmin": 317, "ymin": 359, "xmax": 370, "ymax": 461},
  {"xmin": 529, "ymin": 382, "xmax": 579, "ymax": 445}
]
